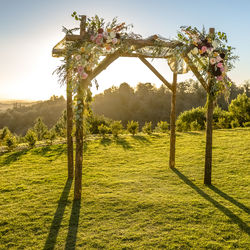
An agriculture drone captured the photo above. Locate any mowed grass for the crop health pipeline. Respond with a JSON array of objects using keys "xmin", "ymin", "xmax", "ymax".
[{"xmin": 0, "ymin": 128, "xmax": 249, "ymax": 249}]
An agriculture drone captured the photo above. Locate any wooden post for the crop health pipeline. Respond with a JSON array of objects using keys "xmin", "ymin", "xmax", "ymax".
[
  {"xmin": 66, "ymin": 79, "xmax": 74, "ymax": 179},
  {"xmin": 204, "ymin": 28, "xmax": 215, "ymax": 185},
  {"xmin": 74, "ymin": 16, "xmax": 86, "ymax": 200},
  {"xmin": 169, "ymin": 73, "xmax": 177, "ymax": 168}
]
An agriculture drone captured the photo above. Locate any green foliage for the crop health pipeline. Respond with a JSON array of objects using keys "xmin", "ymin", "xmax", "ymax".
[
  {"xmin": 229, "ymin": 93, "xmax": 250, "ymax": 126},
  {"xmin": 5, "ymin": 135, "xmax": 17, "ymax": 150},
  {"xmin": 156, "ymin": 121, "xmax": 169, "ymax": 133},
  {"xmin": 33, "ymin": 117, "xmax": 48, "ymax": 141},
  {"xmin": 54, "ymin": 110, "xmax": 67, "ymax": 137},
  {"xmin": 0, "ymin": 126, "xmax": 11, "ymax": 141},
  {"xmin": 98, "ymin": 124, "xmax": 110, "ymax": 138},
  {"xmin": 190, "ymin": 120, "xmax": 202, "ymax": 131},
  {"xmin": 230, "ymin": 119, "xmax": 240, "ymax": 129},
  {"xmin": 142, "ymin": 122, "xmax": 152, "ymax": 135},
  {"xmin": 176, "ymin": 107, "xmax": 205, "ymax": 132},
  {"xmin": 87, "ymin": 113, "xmax": 111, "ymax": 134},
  {"xmin": 127, "ymin": 121, "xmax": 139, "ymax": 136},
  {"xmin": 25, "ymin": 129, "xmax": 37, "ymax": 148},
  {"xmin": 243, "ymin": 121, "xmax": 250, "ymax": 127},
  {"xmin": 110, "ymin": 121, "xmax": 123, "ymax": 138},
  {"xmin": 45, "ymin": 129, "xmax": 57, "ymax": 145}
]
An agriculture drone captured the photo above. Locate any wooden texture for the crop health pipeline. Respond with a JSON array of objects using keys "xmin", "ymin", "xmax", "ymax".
[
  {"xmin": 74, "ymin": 87, "xmax": 84, "ymax": 200},
  {"xmin": 169, "ymin": 73, "xmax": 177, "ymax": 168},
  {"xmin": 74, "ymin": 16, "xmax": 86, "ymax": 200},
  {"xmin": 66, "ymin": 80, "xmax": 74, "ymax": 179},
  {"xmin": 138, "ymin": 56, "xmax": 172, "ymax": 90},
  {"xmin": 204, "ymin": 27, "xmax": 215, "ymax": 185}
]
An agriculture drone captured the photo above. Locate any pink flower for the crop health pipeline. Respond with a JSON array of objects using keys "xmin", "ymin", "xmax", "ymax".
[
  {"xmin": 80, "ymin": 72, "xmax": 88, "ymax": 79},
  {"xmin": 220, "ymin": 67, "xmax": 225, "ymax": 72},
  {"xmin": 90, "ymin": 35, "xmax": 95, "ymax": 41},
  {"xmin": 95, "ymin": 37, "xmax": 103, "ymax": 45},
  {"xmin": 217, "ymin": 62, "xmax": 223, "ymax": 68},
  {"xmin": 210, "ymin": 58, "xmax": 216, "ymax": 65},
  {"xmin": 97, "ymin": 33, "xmax": 103, "ymax": 39},
  {"xmin": 217, "ymin": 75, "xmax": 223, "ymax": 81},
  {"xmin": 201, "ymin": 46, "xmax": 207, "ymax": 53},
  {"xmin": 216, "ymin": 56, "xmax": 222, "ymax": 62},
  {"xmin": 77, "ymin": 66, "xmax": 84, "ymax": 73},
  {"xmin": 112, "ymin": 38, "xmax": 118, "ymax": 44}
]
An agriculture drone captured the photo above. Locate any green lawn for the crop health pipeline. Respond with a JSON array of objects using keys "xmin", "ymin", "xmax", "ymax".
[{"xmin": 0, "ymin": 128, "xmax": 249, "ymax": 249}]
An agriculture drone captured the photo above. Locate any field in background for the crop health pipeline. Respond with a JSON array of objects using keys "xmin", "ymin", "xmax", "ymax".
[{"xmin": 0, "ymin": 128, "xmax": 249, "ymax": 249}]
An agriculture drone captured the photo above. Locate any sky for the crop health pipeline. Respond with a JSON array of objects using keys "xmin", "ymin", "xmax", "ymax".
[{"xmin": 1, "ymin": 0, "xmax": 250, "ymax": 100}]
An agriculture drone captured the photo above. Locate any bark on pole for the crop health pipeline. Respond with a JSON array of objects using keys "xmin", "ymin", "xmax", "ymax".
[
  {"xmin": 169, "ymin": 73, "xmax": 177, "ymax": 168},
  {"xmin": 74, "ymin": 16, "xmax": 86, "ymax": 200},
  {"xmin": 204, "ymin": 27, "xmax": 215, "ymax": 185},
  {"xmin": 66, "ymin": 80, "xmax": 74, "ymax": 179}
]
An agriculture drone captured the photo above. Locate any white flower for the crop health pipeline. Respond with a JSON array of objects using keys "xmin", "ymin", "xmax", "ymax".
[
  {"xmin": 192, "ymin": 47, "xmax": 199, "ymax": 55},
  {"xmin": 210, "ymin": 58, "xmax": 216, "ymax": 65},
  {"xmin": 110, "ymin": 31, "xmax": 116, "ymax": 38},
  {"xmin": 212, "ymin": 40, "xmax": 219, "ymax": 49}
]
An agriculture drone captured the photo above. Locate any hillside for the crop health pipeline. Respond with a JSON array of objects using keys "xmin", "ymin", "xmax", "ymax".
[{"xmin": 0, "ymin": 129, "xmax": 249, "ymax": 249}]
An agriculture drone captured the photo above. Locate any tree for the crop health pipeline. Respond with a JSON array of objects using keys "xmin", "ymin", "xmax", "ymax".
[
  {"xmin": 25, "ymin": 129, "xmax": 37, "ymax": 148},
  {"xmin": 110, "ymin": 121, "xmax": 123, "ymax": 138},
  {"xmin": 229, "ymin": 93, "xmax": 250, "ymax": 126},
  {"xmin": 33, "ymin": 117, "xmax": 48, "ymax": 141},
  {"xmin": 98, "ymin": 124, "xmax": 110, "ymax": 138},
  {"xmin": 127, "ymin": 121, "xmax": 139, "ymax": 136},
  {"xmin": 142, "ymin": 121, "xmax": 152, "ymax": 135}
]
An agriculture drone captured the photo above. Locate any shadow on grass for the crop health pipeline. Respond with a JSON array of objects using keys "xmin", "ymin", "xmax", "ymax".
[
  {"xmin": 209, "ymin": 185, "xmax": 250, "ymax": 215},
  {"xmin": 100, "ymin": 137, "xmax": 112, "ymax": 147},
  {"xmin": 172, "ymin": 168, "xmax": 250, "ymax": 235},
  {"xmin": 43, "ymin": 178, "xmax": 73, "ymax": 250},
  {"xmin": 0, "ymin": 149, "xmax": 29, "ymax": 166},
  {"xmin": 65, "ymin": 200, "xmax": 81, "ymax": 249},
  {"xmin": 114, "ymin": 137, "xmax": 132, "ymax": 150},
  {"xmin": 133, "ymin": 135, "xmax": 151, "ymax": 144}
]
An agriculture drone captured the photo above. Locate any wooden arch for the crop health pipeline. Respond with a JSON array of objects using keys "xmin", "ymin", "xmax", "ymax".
[{"xmin": 52, "ymin": 15, "xmax": 215, "ymax": 200}]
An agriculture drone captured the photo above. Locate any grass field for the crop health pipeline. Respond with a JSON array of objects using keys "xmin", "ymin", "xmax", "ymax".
[{"xmin": 0, "ymin": 128, "xmax": 249, "ymax": 249}]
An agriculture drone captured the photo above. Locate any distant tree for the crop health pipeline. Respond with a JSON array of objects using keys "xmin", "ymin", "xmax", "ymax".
[
  {"xmin": 33, "ymin": 117, "xmax": 48, "ymax": 141},
  {"xmin": 229, "ymin": 93, "xmax": 250, "ymax": 125},
  {"xmin": 127, "ymin": 121, "xmax": 139, "ymax": 136},
  {"xmin": 5, "ymin": 135, "xmax": 17, "ymax": 150},
  {"xmin": 54, "ymin": 110, "xmax": 67, "ymax": 137},
  {"xmin": 156, "ymin": 121, "xmax": 169, "ymax": 133},
  {"xmin": 25, "ymin": 129, "xmax": 37, "ymax": 148},
  {"xmin": 98, "ymin": 124, "xmax": 110, "ymax": 138},
  {"xmin": 45, "ymin": 129, "xmax": 57, "ymax": 145},
  {"xmin": 0, "ymin": 126, "xmax": 11, "ymax": 141},
  {"xmin": 142, "ymin": 121, "xmax": 152, "ymax": 135},
  {"xmin": 110, "ymin": 121, "xmax": 123, "ymax": 138}
]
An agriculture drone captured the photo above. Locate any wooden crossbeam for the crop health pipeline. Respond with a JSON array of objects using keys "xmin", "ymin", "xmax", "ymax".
[
  {"xmin": 138, "ymin": 56, "xmax": 172, "ymax": 91},
  {"xmin": 182, "ymin": 54, "xmax": 208, "ymax": 91}
]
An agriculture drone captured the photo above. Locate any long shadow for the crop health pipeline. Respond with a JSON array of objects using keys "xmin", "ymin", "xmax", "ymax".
[
  {"xmin": 115, "ymin": 137, "xmax": 132, "ymax": 150},
  {"xmin": 133, "ymin": 135, "xmax": 151, "ymax": 144},
  {"xmin": 172, "ymin": 168, "xmax": 250, "ymax": 235},
  {"xmin": 0, "ymin": 149, "xmax": 29, "ymax": 166},
  {"xmin": 209, "ymin": 185, "xmax": 250, "ymax": 215},
  {"xmin": 44, "ymin": 178, "xmax": 73, "ymax": 250},
  {"xmin": 100, "ymin": 137, "xmax": 112, "ymax": 147},
  {"xmin": 65, "ymin": 200, "xmax": 81, "ymax": 250}
]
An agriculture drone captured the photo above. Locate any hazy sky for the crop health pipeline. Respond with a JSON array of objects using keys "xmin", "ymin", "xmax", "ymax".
[{"xmin": 1, "ymin": 0, "xmax": 250, "ymax": 100}]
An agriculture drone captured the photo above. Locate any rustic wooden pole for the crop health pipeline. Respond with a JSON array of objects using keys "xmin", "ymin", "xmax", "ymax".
[
  {"xmin": 74, "ymin": 16, "xmax": 86, "ymax": 200},
  {"xmin": 66, "ymin": 79, "xmax": 74, "ymax": 179},
  {"xmin": 204, "ymin": 28, "xmax": 215, "ymax": 185},
  {"xmin": 169, "ymin": 73, "xmax": 177, "ymax": 168}
]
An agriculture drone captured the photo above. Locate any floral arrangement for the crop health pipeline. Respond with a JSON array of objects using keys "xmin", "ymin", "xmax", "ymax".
[{"xmin": 176, "ymin": 26, "xmax": 237, "ymax": 96}]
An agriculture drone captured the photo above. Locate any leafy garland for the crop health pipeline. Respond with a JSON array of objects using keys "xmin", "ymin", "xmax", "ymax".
[{"xmin": 175, "ymin": 26, "xmax": 238, "ymax": 97}]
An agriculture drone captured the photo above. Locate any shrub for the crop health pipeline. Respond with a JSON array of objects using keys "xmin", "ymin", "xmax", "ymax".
[
  {"xmin": 25, "ymin": 129, "xmax": 37, "ymax": 148},
  {"xmin": 190, "ymin": 120, "xmax": 202, "ymax": 131},
  {"xmin": 33, "ymin": 117, "xmax": 48, "ymax": 141},
  {"xmin": 229, "ymin": 93, "xmax": 250, "ymax": 126},
  {"xmin": 5, "ymin": 135, "xmax": 17, "ymax": 150},
  {"xmin": 156, "ymin": 121, "xmax": 169, "ymax": 133},
  {"xmin": 142, "ymin": 122, "xmax": 152, "ymax": 135},
  {"xmin": 127, "ymin": 121, "xmax": 139, "ymax": 136},
  {"xmin": 54, "ymin": 110, "xmax": 67, "ymax": 137},
  {"xmin": 230, "ymin": 119, "xmax": 240, "ymax": 128},
  {"xmin": 45, "ymin": 129, "xmax": 57, "ymax": 145},
  {"xmin": 110, "ymin": 121, "xmax": 123, "ymax": 138},
  {"xmin": 0, "ymin": 127, "xmax": 11, "ymax": 141},
  {"xmin": 243, "ymin": 121, "xmax": 250, "ymax": 127},
  {"xmin": 98, "ymin": 124, "xmax": 110, "ymax": 138},
  {"xmin": 176, "ymin": 107, "xmax": 206, "ymax": 131},
  {"xmin": 87, "ymin": 114, "xmax": 111, "ymax": 134}
]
